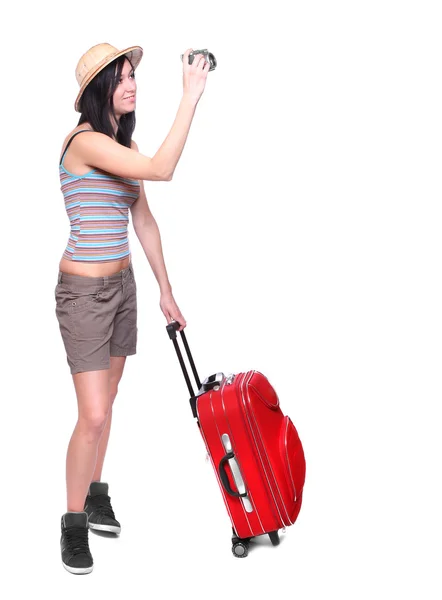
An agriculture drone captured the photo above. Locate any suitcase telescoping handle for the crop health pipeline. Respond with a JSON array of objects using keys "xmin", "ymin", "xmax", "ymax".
[
  {"xmin": 166, "ymin": 320, "xmax": 201, "ymax": 397},
  {"xmin": 166, "ymin": 321, "xmax": 225, "ymax": 418}
]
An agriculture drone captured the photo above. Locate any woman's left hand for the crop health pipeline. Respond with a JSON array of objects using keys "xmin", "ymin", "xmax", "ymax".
[{"xmin": 160, "ymin": 290, "xmax": 187, "ymax": 330}]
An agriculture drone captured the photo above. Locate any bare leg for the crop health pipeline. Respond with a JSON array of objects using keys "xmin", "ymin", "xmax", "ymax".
[
  {"xmin": 92, "ymin": 356, "xmax": 127, "ymax": 482},
  {"xmin": 66, "ymin": 369, "xmax": 111, "ymax": 512}
]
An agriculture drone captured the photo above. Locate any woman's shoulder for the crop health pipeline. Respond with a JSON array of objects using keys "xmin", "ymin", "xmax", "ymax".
[
  {"xmin": 62, "ymin": 124, "xmax": 93, "ymax": 145},
  {"xmin": 60, "ymin": 124, "xmax": 95, "ymax": 162}
]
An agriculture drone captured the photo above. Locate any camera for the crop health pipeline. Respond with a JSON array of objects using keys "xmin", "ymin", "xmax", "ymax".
[{"xmin": 180, "ymin": 49, "xmax": 217, "ymax": 71}]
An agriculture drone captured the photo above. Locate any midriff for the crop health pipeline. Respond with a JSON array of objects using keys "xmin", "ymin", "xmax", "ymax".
[{"xmin": 58, "ymin": 255, "xmax": 131, "ymax": 277}]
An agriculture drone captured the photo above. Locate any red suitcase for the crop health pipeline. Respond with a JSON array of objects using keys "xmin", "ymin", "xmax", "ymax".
[{"xmin": 167, "ymin": 322, "xmax": 306, "ymax": 557}]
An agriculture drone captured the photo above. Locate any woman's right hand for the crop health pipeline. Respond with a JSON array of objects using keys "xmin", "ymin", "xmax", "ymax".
[{"xmin": 182, "ymin": 48, "xmax": 210, "ymax": 103}]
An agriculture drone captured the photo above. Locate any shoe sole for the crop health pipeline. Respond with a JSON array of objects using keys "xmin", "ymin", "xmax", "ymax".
[
  {"xmin": 89, "ymin": 523, "xmax": 121, "ymax": 534},
  {"xmin": 62, "ymin": 562, "xmax": 93, "ymax": 575}
]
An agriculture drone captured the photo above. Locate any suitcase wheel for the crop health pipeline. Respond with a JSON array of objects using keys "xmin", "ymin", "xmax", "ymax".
[
  {"xmin": 232, "ymin": 541, "xmax": 249, "ymax": 558},
  {"xmin": 268, "ymin": 530, "xmax": 280, "ymax": 546},
  {"xmin": 231, "ymin": 530, "xmax": 250, "ymax": 558}
]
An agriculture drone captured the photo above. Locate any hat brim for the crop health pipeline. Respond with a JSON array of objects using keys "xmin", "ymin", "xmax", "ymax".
[{"xmin": 75, "ymin": 45, "xmax": 143, "ymax": 112}]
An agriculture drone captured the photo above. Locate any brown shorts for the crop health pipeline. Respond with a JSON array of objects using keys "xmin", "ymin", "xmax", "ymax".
[{"xmin": 54, "ymin": 263, "xmax": 137, "ymax": 375}]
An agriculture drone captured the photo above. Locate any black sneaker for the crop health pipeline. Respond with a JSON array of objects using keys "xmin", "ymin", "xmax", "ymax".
[
  {"xmin": 60, "ymin": 512, "xmax": 93, "ymax": 574},
  {"xmin": 84, "ymin": 482, "xmax": 121, "ymax": 534}
]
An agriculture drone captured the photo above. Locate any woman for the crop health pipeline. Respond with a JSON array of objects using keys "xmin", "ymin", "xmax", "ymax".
[{"xmin": 55, "ymin": 42, "xmax": 209, "ymax": 575}]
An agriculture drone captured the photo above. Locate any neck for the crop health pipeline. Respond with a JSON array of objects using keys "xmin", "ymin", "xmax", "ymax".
[{"xmin": 111, "ymin": 114, "xmax": 120, "ymax": 136}]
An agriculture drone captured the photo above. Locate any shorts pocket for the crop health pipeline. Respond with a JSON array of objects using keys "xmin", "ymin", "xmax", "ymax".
[
  {"xmin": 69, "ymin": 292, "xmax": 101, "ymax": 314},
  {"xmin": 55, "ymin": 284, "xmax": 103, "ymax": 314}
]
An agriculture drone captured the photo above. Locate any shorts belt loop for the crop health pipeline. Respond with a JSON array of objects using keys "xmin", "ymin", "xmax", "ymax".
[
  {"xmin": 103, "ymin": 276, "xmax": 109, "ymax": 289},
  {"xmin": 58, "ymin": 272, "xmax": 63, "ymax": 284}
]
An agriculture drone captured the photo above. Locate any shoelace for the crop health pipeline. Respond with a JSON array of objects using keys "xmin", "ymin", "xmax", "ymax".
[
  {"xmin": 88, "ymin": 494, "xmax": 116, "ymax": 519},
  {"xmin": 64, "ymin": 526, "xmax": 90, "ymax": 555}
]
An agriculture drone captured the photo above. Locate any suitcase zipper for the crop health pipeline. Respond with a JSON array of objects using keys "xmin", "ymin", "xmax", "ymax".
[{"xmin": 239, "ymin": 371, "xmax": 289, "ymax": 526}]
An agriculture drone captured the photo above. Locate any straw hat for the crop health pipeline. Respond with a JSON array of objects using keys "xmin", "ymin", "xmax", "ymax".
[{"xmin": 74, "ymin": 43, "xmax": 143, "ymax": 112}]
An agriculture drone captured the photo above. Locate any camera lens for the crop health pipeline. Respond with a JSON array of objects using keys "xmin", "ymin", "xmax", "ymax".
[{"xmin": 180, "ymin": 50, "xmax": 217, "ymax": 71}]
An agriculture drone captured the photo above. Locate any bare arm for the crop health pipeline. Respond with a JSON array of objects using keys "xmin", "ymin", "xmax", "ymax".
[
  {"xmin": 73, "ymin": 49, "xmax": 209, "ymax": 181},
  {"xmin": 153, "ymin": 49, "xmax": 210, "ymax": 180},
  {"xmin": 130, "ymin": 140, "xmax": 188, "ymax": 329},
  {"xmin": 74, "ymin": 132, "xmax": 170, "ymax": 181},
  {"xmin": 130, "ymin": 142, "xmax": 171, "ymax": 292},
  {"xmin": 152, "ymin": 94, "xmax": 198, "ymax": 180}
]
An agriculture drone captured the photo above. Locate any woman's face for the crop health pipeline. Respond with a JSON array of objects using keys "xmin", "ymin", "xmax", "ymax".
[{"xmin": 112, "ymin": 58, "xmax": 137, "ymax": 117}]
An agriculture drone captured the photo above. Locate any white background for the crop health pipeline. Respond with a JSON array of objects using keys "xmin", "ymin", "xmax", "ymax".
[{"xmin": 1, "ymin": 0, "xmax": 441, "ymax": 597}]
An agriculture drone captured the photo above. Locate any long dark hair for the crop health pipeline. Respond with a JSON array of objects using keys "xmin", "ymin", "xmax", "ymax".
[{"xmin": 77, "ymin": 55, "xmax": 135, "ymax": 148}]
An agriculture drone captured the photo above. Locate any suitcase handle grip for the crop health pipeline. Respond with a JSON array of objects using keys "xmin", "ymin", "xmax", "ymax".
[
  {"xmin": 166, "ymin": 319, "xmax": 181, "ymax": 337},
  {"xmin": 219, "ymin": 452, "xmax": 248, "ymax": 498}
]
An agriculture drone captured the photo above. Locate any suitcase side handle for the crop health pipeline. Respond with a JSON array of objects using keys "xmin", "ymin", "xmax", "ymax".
[{"xmin": 219, "ymin": 452, "xmax": 248, "ymax": 498}]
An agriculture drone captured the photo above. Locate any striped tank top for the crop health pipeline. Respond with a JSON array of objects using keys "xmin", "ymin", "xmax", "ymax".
[{"xmin": 59, "ymin": 130, "xmax": 140, "ymax": 263}]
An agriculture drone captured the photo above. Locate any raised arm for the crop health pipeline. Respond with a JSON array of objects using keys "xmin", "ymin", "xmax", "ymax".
[{"xmin": 74, "ymin": 49, "xmax": 210, "ymax": 182}]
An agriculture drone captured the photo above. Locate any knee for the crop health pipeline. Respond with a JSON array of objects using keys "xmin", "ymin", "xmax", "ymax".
[{"xmin": 78, "ymin": 409, "xmax": 109, "ymax": 439}]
